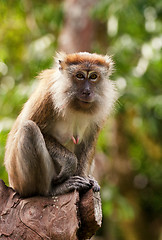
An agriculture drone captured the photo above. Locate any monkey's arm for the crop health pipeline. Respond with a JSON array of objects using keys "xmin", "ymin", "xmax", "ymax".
[
  {"xmin": 75, "ymin": 124, "xmax": 100, "ymax": 174},
  {"xmin": 75, "ymin": 124, "xmax": 101, "ymax": 191}
]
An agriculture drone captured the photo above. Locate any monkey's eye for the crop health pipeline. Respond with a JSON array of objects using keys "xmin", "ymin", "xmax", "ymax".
[
  {"xmin": 89, "ymin": 73, "xmax": 97, "ymax": 81},
  {"xmin": 76, "ymin": 73, "xmax": 85, "ymax": 80}
]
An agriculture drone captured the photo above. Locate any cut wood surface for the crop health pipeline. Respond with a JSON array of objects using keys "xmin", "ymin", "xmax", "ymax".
[{"xmin": 0, "ymin": 179, "xmax": 102, "ymax": 240}]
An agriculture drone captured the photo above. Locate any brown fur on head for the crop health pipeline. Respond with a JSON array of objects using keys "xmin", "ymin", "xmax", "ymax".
[{"xmin": 56, "ymin": 52, "xmax": 114, "ymax": 74}]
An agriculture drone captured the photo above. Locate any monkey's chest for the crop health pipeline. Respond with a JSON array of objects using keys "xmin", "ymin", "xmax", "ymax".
[{"xmin": 51, "ymin": 118, "xmax": 89, "ymax": 152}]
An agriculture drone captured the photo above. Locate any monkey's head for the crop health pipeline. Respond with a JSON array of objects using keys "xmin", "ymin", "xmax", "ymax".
[{"xmin": 52, "ymin": 52, "xmax": 117, "ymax": 120}]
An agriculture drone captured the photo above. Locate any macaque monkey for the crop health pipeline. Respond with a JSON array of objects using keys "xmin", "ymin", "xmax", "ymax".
[{"xmin": 4, "ymin": 52, "xmax": 117, "ymax": 197}]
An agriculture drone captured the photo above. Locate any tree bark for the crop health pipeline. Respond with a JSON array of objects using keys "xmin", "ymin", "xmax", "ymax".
[{"xmin": 0, "ymin": 179, "xmax": 102, "ymax": 240}]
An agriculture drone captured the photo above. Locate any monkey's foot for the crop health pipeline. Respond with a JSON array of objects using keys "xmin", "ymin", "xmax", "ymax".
[
  {"xmin": 88, "ymin": 178, "xmax": 100, "ymax": 192},
  {"xmin": 66, "ymin": 176, "xmax": 92, "ymax": 192},
  {"xmin": 51, "ymin": 176, "xmax": 92, "ymax": 196}
]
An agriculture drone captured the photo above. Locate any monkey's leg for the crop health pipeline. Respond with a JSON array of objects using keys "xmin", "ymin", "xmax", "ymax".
[{"xmin": 15, "ymin": 120, "xmax": 55, "ymax": 197}]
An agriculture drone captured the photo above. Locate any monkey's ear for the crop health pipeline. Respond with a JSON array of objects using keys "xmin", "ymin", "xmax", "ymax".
[
  {"xmin": 58, "ymin": 60, "xmax": 63, "ymax": 70},
  {"xmin": 55, "ymin": 52, "xmax": 67, "ymax": 71},
  {"xmin": 104, "ymin": 55, "xmax": 114, "ymax": 75}
]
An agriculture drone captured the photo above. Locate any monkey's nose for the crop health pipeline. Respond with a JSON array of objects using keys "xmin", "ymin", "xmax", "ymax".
[{"xmin": 82, "ymin": 89, "xmax": 91, "ymax": 96}]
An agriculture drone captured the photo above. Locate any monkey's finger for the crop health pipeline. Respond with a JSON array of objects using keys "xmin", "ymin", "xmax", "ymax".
[
  {"xmin": 89, "ymin": 178, "xmax": 100, "ymax": 192},
  {"xmin": 92, "ymin": 184, "xmax": 100, "ymax": 192}
]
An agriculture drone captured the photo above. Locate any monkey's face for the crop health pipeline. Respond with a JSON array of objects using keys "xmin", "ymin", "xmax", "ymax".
[
  {"xmin": 64, "ymin": 62, "xmax": 111, "ymax": 114},
  {"xmin": 68, "ymin": 67, "xmax": 101, "ymax": 112},
  {"xmin": 55, "ymin": 52, "xmax": 116, "ymax": 116}
]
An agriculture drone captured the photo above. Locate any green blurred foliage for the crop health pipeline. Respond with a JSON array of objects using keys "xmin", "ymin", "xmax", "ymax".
[{"xmin": 0, "ymin": 0, "xmax": 162, "ymax": 239}]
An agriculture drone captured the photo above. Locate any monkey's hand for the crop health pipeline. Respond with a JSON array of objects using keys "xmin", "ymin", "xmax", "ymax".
[
  {"xmin": 51, "ymin": 176, "xmax": 92, "ymax": 196},
  {"xmin": 88, "ymin": 176, "xmax": 100, "ymax": 192}
]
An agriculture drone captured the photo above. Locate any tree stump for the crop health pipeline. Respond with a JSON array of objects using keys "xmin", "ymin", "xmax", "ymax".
[{"xmin": 0, "ymin": 179, "xmax": 102, "ymax": 240}]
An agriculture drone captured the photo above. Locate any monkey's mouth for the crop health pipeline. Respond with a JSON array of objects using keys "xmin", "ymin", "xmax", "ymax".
[
  {"xmin": 79, "ymin": 99, "xmax": 92, "ymax": 104},
  {"xmin": 77, "ymin": 98, "xmax": 94, "ymax": 109},
  {"xmin": 77, "ymin": 95, "xmax": 94, "ymax": 103}
]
